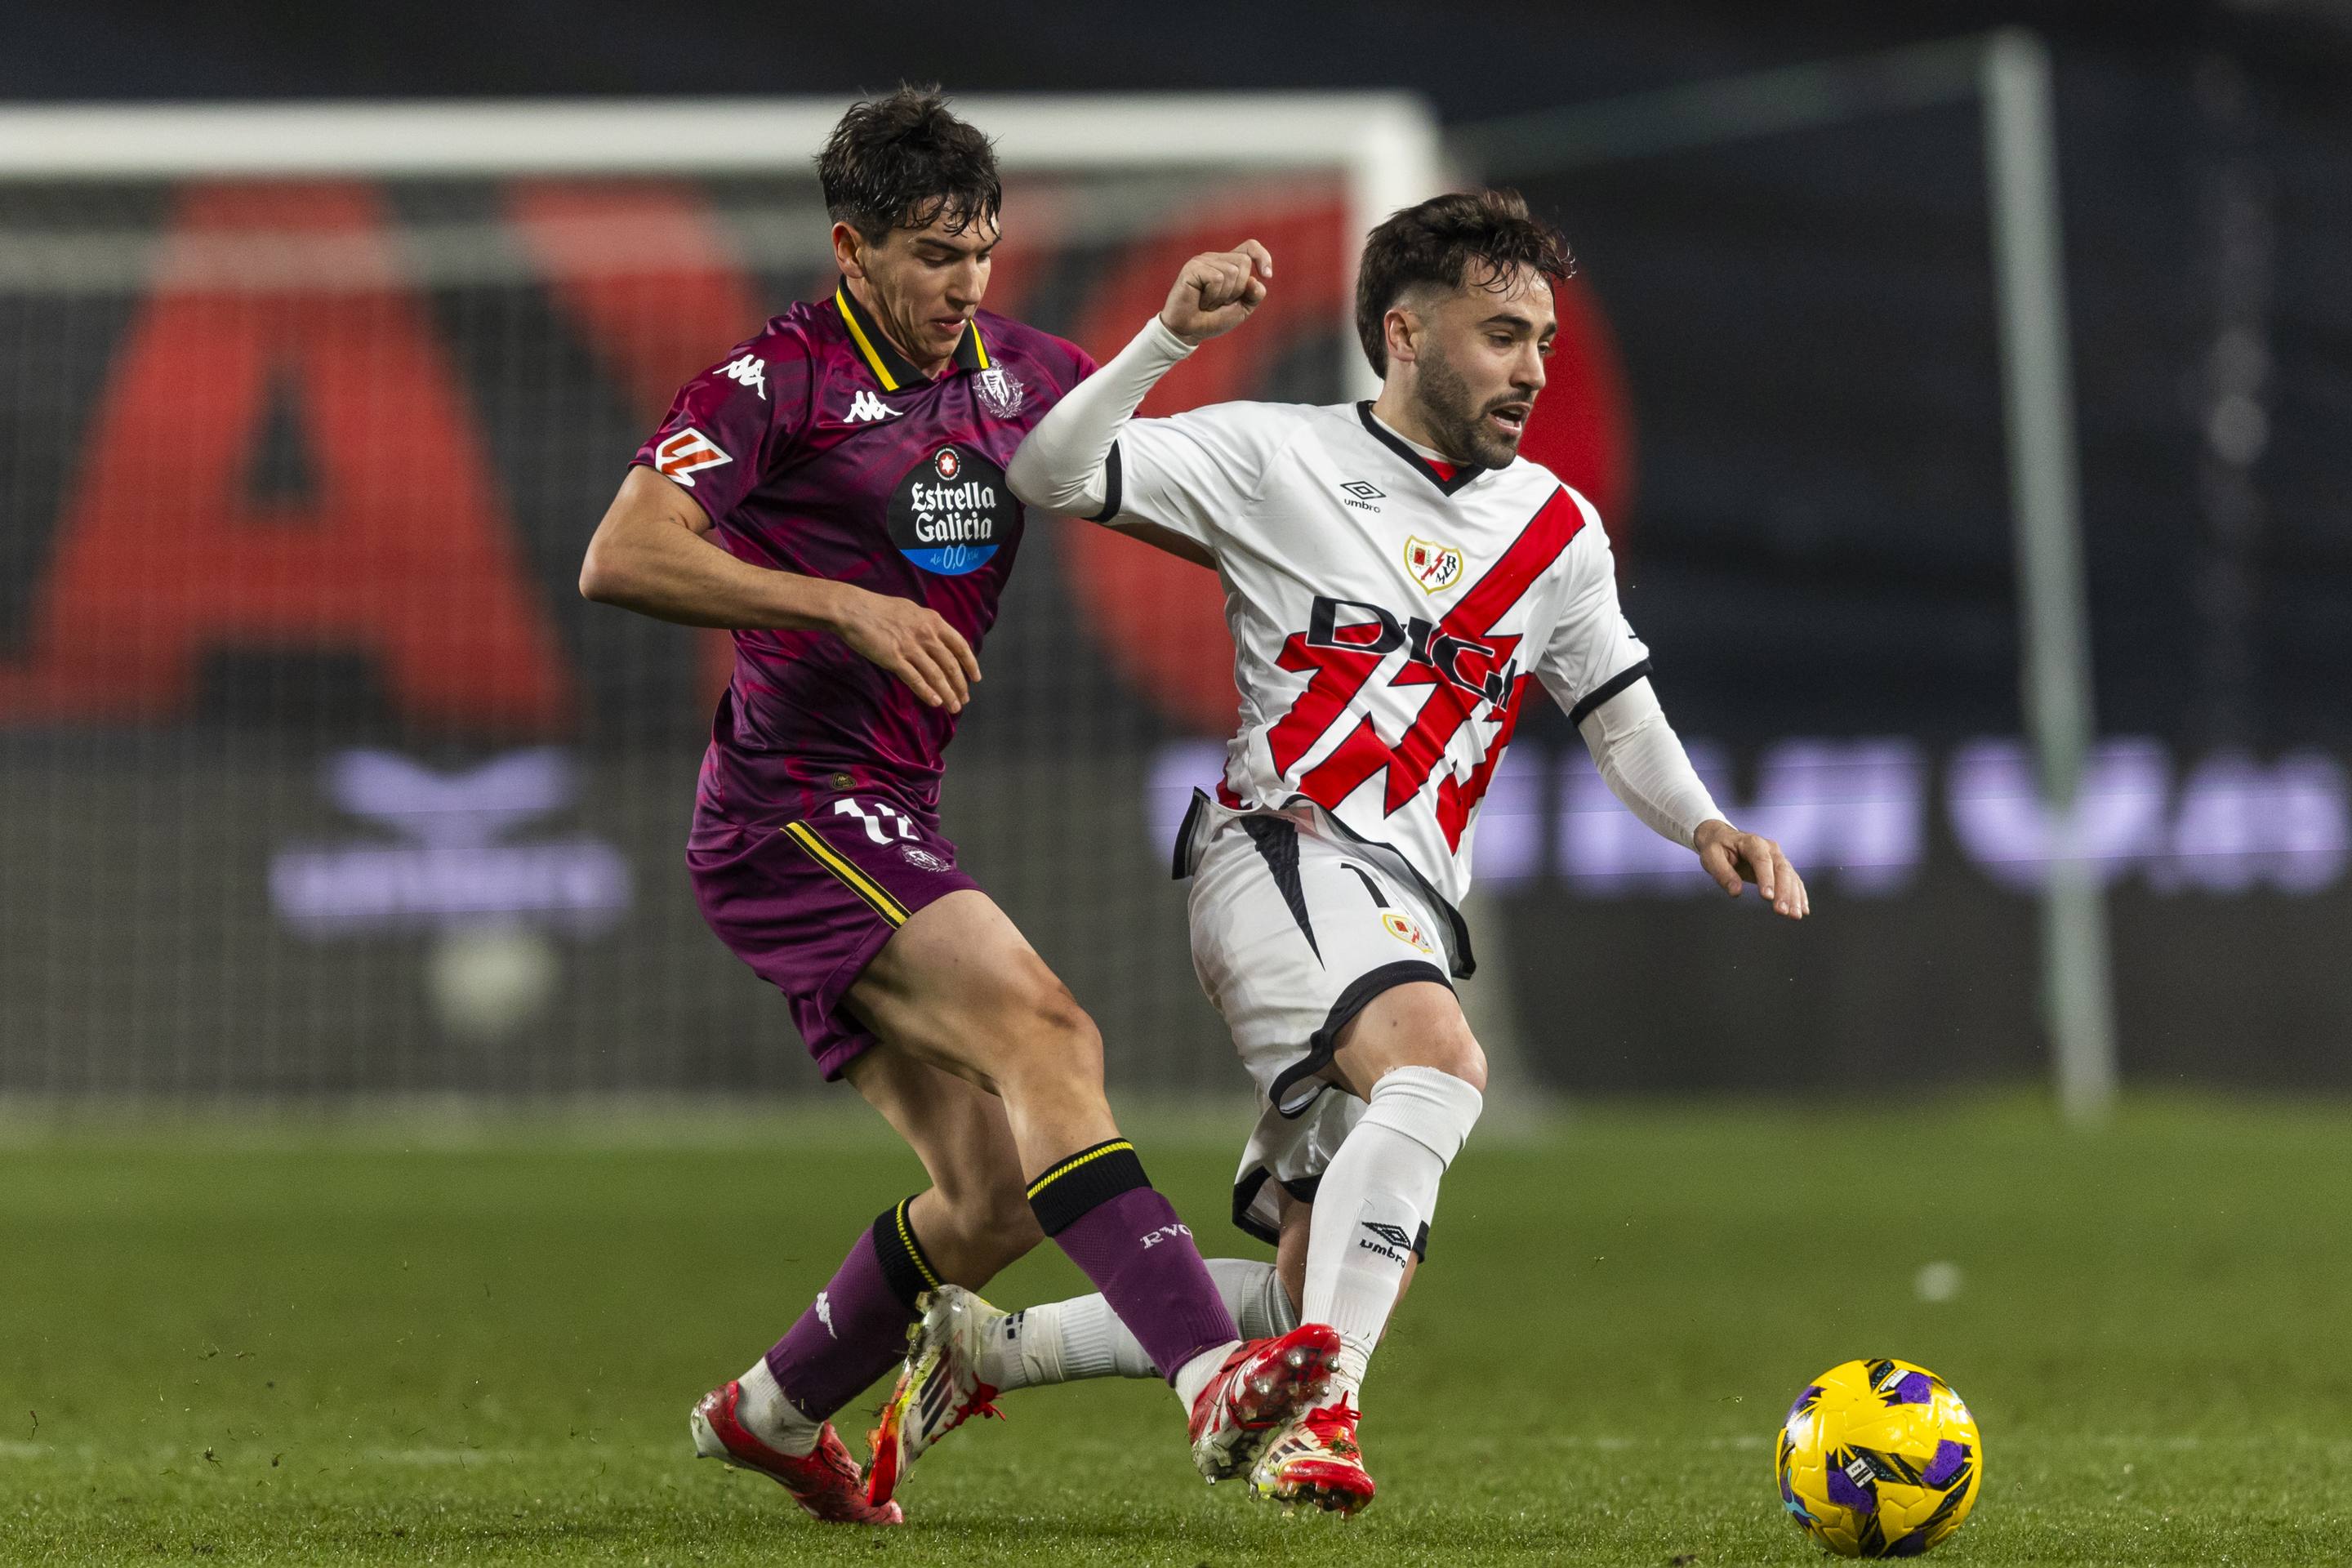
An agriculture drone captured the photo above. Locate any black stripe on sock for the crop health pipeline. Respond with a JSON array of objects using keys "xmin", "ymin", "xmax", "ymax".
[
  {"xmin": 1027, "ymin": 1139, "xmax": 1152, "ymax": 1236},
  {"xmin": 869, "ymin": 1196, "xmax": 942, "ymax": 1311},
  {"xmin": 1412, "ymin": 1221, "xmax": 1431, "ymax": 1262}
]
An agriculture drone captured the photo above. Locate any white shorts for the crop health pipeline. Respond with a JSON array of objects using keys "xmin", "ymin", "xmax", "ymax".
[{"xmin": 1185, "ymin": 808, "xmax": 1455, "ymax": 1247}]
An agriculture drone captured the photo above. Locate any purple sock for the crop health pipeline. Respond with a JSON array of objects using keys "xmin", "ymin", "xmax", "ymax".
[
  {"xmin": 1028, "ymin": 1141, "xmax": 1240, "ymax": 1383},
  {"xmin": 763, "ymin": 1197, "xmax": 938, "ymax": 1422}
]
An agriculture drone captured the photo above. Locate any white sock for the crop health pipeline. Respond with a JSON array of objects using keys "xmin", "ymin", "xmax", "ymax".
[
  {"xmin": 1172, "ymin": 1339, "xmax": 1243, "ymax": 1411},
  {"xmin": 736, "ymin": 1356, "xmax": 822, "ymax": 1456},
  {"xmin": 979, "ymin": 1258, "xmax": 1298, "ymax": 1391},
  {"xmin": 1300, "ymin": 1066, "xmax": 1483, "ymax": 1396},
  {"xmin": 1212, "ymin": 1254, "xmax": 1304, "ymax": 1341}
]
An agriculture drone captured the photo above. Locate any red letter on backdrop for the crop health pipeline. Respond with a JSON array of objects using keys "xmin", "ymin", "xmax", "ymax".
[
  {"xmin": 506, "ymin": 180, "xmax": 765, "ymax": 712},
  {"xmin": 0, "ymin": 182, "xmax": 570, "ymax": 731}
]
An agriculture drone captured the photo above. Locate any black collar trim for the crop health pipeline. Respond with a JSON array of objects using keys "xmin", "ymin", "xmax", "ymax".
[
  {"xmin": 834, "ymin": 278, "xmax": 989, "ymax": 392},
  {"xmin": 1356, "ymin": 402, "xmax": 1485, "ymax": 495}
]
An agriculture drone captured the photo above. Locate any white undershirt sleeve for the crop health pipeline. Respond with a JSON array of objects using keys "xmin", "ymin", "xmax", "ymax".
[
  {"xmin": 1005, "ymin": 315, "xmax": 1193, "ymax": 521},
  {"xmin": 1573, "ymin": 677, "xmax": 1729, "ymax": 849}
]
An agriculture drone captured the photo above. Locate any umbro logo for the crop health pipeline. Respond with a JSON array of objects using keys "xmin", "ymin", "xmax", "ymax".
[
  {"xmin": 1357, "ymin": 1220, "xmax": 1414, "ymax": 1266},
  {"xmin": 847, "ymin": 390, "xmax": 902, "ymax": 424},
  {"xmin": 718, "ymin": 353, "xmax": 767, "ymax": 400},
  {"xmin": 1339, "ymin": 479, "xmax": 1384, "ymax": 513}
]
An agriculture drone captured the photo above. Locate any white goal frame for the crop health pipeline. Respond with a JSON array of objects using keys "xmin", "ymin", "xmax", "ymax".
[{"xmin": 0, "ymin": 93, "xmax": 1444, "ymax": 403}]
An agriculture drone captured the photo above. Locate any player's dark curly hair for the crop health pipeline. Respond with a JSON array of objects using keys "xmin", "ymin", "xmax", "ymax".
[
  {"xmin": 817, "ymin": 85, "xmax": 1001, "ymax": 243},
  {"xmin": 1355, "ymin": 189, "xmax": 1575, "ymax": 375}
]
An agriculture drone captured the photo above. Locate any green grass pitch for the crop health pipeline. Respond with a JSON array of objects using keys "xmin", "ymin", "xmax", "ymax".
[{"xmin": 4, "ymin": 1098, "xmax": 2347, "ymax": 1565}]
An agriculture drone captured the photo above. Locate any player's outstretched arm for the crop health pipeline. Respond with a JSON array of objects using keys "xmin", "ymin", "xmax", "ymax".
[
  {"xmin": 1006, "ymin": 241, "xmax": 1272, "ymax": 553},
  {"xmin": 580, "ymin": 466, "xmax": 980, "ymax": 712},
  {"xmin": 1571, "ymin": 679, "xmax": 1807, "ymax": 920}
]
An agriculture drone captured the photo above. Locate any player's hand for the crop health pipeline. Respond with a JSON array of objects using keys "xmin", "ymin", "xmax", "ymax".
[
  {"xmin": 829, "ymin": 585, "xmax": 981, "ymax": 714},
  {"xmin": 1160, "ymin": 240, "xmax": 1272, "ymax": 345},
  {"xmin": 1694, "ymin": 819, "xmax": 1808, "ymax": 920}
]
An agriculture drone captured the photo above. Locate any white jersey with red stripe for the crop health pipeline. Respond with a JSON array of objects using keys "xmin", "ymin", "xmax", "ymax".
[{"xmin": 1107, "ymin": 398, "xmax": 1650, "ymax": 973}]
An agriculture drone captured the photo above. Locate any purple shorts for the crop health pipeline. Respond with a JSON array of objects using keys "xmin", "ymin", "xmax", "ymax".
[{"xmin": 688, "ymin": 794, "xmax": 982, "ymax": 1080}]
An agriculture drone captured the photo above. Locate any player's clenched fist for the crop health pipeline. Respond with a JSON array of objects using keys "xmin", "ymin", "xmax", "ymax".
[
  {"xmin": 829, "ymin": 584, "xmax": 982, "ymax": 714},
  {"xmin": 1694, "ymin": 819, "xmax": 1810, "ymax": 920},
  {"xmin": 1160, "ymin": 240, "xmax": 1272, "ymax": 345}
]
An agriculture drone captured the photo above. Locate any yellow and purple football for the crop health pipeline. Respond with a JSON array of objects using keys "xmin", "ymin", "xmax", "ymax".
[{"xmin": 1775, "ymin": 1357, "xmax": 1983, "ymax": 1557}]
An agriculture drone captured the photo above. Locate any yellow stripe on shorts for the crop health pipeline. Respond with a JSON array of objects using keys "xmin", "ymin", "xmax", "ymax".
[{"xmin": 782, "ymin": 821, "xmax": 911, "ymax": 927}]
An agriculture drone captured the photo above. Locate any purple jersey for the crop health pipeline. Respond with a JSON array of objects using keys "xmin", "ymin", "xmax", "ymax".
[{"xmin": 631, "ymin": 283, "xmax": 1096, "ymax": 826}]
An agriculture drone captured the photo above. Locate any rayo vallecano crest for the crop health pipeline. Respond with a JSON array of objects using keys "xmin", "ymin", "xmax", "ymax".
[
  {"xmin": 1403, "ymin": 536, "xmax": 1466, "ymax": 594},
  {"xmin": 976, "ymin": 365, "xmax": 1026, "ymax": 419}
]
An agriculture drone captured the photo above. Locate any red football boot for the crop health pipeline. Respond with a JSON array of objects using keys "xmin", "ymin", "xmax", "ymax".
[
  {"xmin": 1251, "ymin": 1392, "xmax": 1376, "ymax": 1514},
  {"xmin": 689, "ymin": 1380, "xmax": 903, "ymax": 1525},
  {"xmin": 1185, "ymin": 1323, "xmax": 1341, "ymax": 1482}
]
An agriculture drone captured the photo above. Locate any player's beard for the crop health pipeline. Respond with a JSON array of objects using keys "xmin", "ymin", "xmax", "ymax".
[{"xmin": 1414, "ymin": 341, "xmax": 1526, "ymax": 470}]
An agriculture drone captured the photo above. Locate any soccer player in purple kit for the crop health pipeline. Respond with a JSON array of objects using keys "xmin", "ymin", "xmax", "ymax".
[{"xmin": 577, "ymin": 87, "xmax": 1338, "ymax": 1527}]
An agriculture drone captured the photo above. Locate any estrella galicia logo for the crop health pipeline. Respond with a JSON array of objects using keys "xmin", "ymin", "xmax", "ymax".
[{"xmin": 889, "ymin": 444, "xmax": 1019, "ymax": 575}]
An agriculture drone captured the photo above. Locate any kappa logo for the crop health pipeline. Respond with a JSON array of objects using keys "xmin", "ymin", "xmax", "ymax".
[
  {"xmin": 1339, "ymin": 479, "xmax": 1385, "ymax": 512},
  {"xmin": 1138, "ymin": 1223, "xmax": 1194, "ymax": 1249},
  {"xmin": 653, "ymin": 427, "xmax": 732, "ymax": 488},
  {"xmin": 717, "ymin": 353, "xmax": 767, "ymax": 400},
  {"xmin": 846, "ymin": 389, "xmax": 902, "ymax": 424},
  {"xmin": 1404, "ymin": 536, "xmax": 1466, "ymax": 594},
  {"xmin": 1382, "ymin": 910, "xmax": 1434, "ymax": 953},
  {"xmin": 816, "ymin": 1290, "xmax": 835, "ymax": 1339}
]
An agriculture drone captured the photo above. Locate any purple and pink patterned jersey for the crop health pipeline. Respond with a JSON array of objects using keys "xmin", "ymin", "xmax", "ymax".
[{"xmin": 630, "ymin": 283, "xmax": 1096, "ymax": 827}]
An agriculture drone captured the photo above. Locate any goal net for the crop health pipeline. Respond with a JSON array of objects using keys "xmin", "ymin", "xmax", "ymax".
[{"xmin": 0, "ymin": 95, "xmax": 1446, "ymax": 1098}]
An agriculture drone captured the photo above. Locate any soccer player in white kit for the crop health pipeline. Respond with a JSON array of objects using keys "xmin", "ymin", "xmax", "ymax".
[{"xmin": 864, "ymin": 190, "xmax": 1808, "ymax": 1513}]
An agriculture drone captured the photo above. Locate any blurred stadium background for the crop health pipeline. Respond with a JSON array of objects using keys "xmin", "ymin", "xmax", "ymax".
[
  {"xmin": 6, "ymin": 5, "xmax": 2352, "ymax": 1564},
  {"xmin": 4, "ymin": 1, "xmax": 2349, "ymax": 1107}
]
